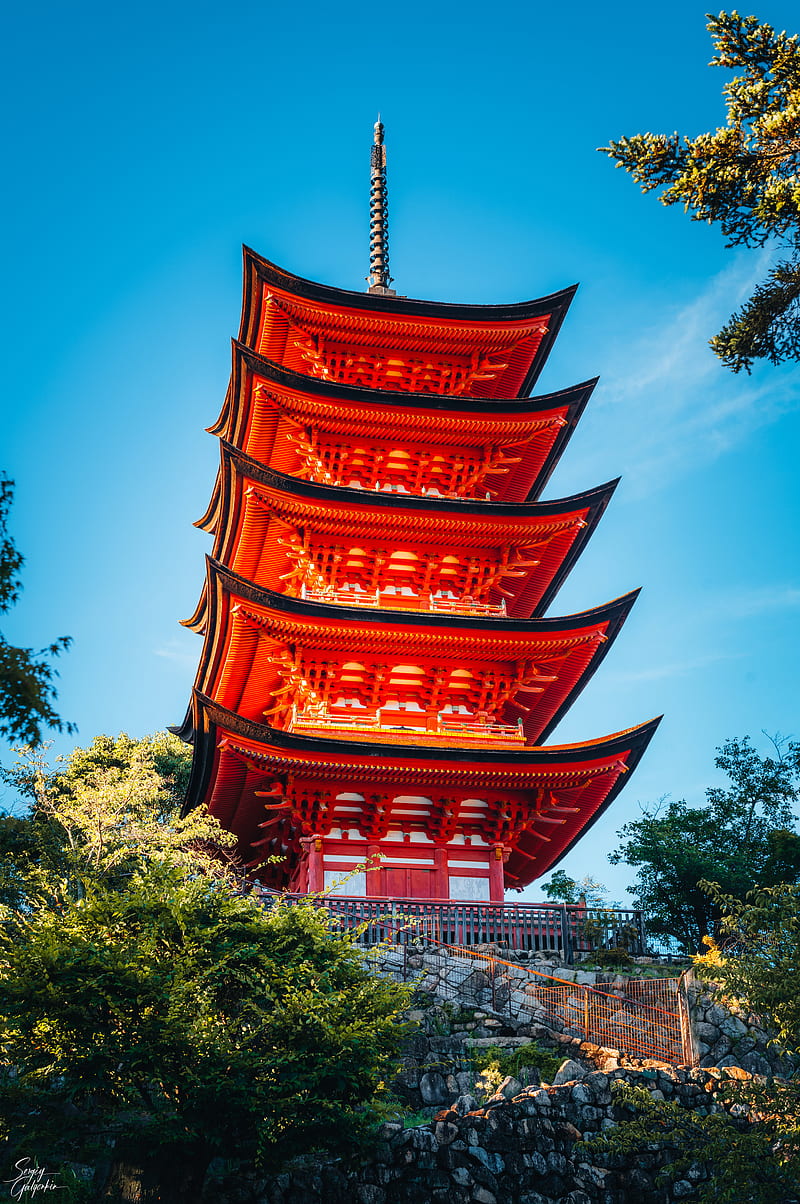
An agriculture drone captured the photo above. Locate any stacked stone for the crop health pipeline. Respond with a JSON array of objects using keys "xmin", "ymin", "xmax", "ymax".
[
  {"xmin": 257, "ymin": 1061, "xmax": 763, "ymax": 1204},
  {"xmin": 687, "ymin": 976, "xmax": 797, "ymax": 1076}
]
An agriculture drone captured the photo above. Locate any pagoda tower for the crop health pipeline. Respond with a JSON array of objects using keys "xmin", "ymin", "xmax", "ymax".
[{"xmin": 178, "ymin": 122, "xmax": 659, "ymax": 902}]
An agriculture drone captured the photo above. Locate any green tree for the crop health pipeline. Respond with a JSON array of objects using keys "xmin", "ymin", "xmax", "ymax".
[
  {"xmin": 0, "ymin": 475, "xmax": 74, "ymax": 745},
  {"xmin": 697, "ymin": 880, "xmax": 800, "ymax": 1049},
  {"xmin": 0, "ymin": 733, "xmax": 210, "ymax": 909},
  {"xmin": 584, "ymin": 1077, "xmax": 800, "ymax": 1204},
  {"xmin": 0, "ymin": 735, "xmax": 410, "ymax": 1200},
  {"xmin": 0, "ymin": 866, "xmax": 408, "ymax": 1201},
  {"xmin": 602, "ymin": 11, "xmax": 800, "ymax": 373},
  {"xmin": 582, "ymin": 882, "xmax": 800, "ymax": 1203},
  {"xmin": 540, "ymin": 869, "xmax": 612, "ymax": 907},
  {"xmin": 610, "ymin": 735, "xmax": 800, "ymax": 952}
]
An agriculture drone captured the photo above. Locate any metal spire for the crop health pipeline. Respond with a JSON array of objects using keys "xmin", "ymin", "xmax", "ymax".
[{"xmin": 367, "ymin": 118, "xmax": 395, "ymax": 294}]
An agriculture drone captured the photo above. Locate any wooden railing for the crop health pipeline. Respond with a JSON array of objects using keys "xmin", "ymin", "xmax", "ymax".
[{"xmin": 260, "ymin": 894, "xmax": 647, "ymax": 964}]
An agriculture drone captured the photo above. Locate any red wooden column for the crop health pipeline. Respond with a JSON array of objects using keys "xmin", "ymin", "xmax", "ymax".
[
  {"xmin": 301, "ymin": 835, "xmax": 324, "ymax": 892},
  {"xmin": 489, "ymin": 845, "xmax": 506, "ymax": 902},
  {"xmin": 366, "ymin": 843, "xmax": 381, "ymax": 895},
  {"xmin": 434, "ymin": 847, "xmax": 448, "ymax": 899}
]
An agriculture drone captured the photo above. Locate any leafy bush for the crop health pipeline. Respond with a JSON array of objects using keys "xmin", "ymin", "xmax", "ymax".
[{"xmin": 473, "ymin": 1041, "xmax": 561, "ymax": 1090}]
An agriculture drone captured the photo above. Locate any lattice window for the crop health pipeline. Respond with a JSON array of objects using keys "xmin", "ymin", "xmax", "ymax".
[{"xmin": 296, "ymin": 337, "xmax": 506, "ymax": 396}]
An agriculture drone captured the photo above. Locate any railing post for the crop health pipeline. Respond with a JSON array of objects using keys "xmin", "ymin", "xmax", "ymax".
[{"xmin": 560, "ymin": 905, "xmax": 573, "ymax": 965}]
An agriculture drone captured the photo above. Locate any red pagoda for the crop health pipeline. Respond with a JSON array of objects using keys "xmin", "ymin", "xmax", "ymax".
[{"xmin": 177, "ymin": 122, "xmax": 659, "ymax": 902}]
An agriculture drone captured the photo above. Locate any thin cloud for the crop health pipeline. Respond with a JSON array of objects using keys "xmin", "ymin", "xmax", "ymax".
[
  {"xmin": 605, "ymin": 651, "xmax": 743, "ymax": 685},
  {"xmin": 571, "ymin": 251, "xmax": 800, "ymax": 498},
  {"xmin": 709, "ymin": 584, "xmax": 800, "ymax": 620},
  {"xmin": 154, "ymin": 640, "xmax": 197, "ymax": 669}
]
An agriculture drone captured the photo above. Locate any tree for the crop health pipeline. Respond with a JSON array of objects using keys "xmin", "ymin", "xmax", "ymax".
[
  {"xmin": 582, "ymin": 883, "xmax": 800, "ymax": 1203},
  {"xmin": 697, "ymin": 880, "xmax": 800, "ymax": 1050},
  {"xmin": 0, "ymin": 733, "xmax": 209, "ymax": 909},
  {"xmin": 0, "ymin": 866, "xmax": 409, "ymax": 1201},
  {"xmin": 0, "ymin": 735, "xmax": 410, "ymax": 1200},
  {"xmin": 539, "ymin": 869, "xmax": 612, "ymax": 908},
  {"xmin": 601, "ymin": 11, "xmax": 800, "ymax": 373},
  {"xmin": 610, "ymin": 735, "xmax": 800, "ymax": 952},
  {"xmin": 0, "ymin": 475, "xmax": 74, "ymax": 745}
]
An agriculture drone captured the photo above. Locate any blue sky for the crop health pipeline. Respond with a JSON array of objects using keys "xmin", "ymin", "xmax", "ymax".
[{"xmin": 2, "ymin": 0, "xmax": 799, "ymax": 903}]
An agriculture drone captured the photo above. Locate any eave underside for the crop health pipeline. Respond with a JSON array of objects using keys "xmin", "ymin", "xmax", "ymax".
[{"xmin": 181, "ymin": 695, "xmax": 659, "ymax": 890}]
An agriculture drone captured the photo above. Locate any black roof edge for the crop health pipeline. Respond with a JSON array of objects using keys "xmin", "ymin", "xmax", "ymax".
[
  {"xmin": 526, "ymin": 380, "xmax": 598, "ymax": 501},
  {"xmin": 206, "ymin": 554, "xmax": 640, "ymax": 636},
  {"xmin": 231, "ymin": 339, "xmax": 598, "ymax": 417},
  {"xmin": 220, "ymin": 439, "xmax": 620, "ymax": 520},
  {"xmin": 242, "ymin": 245, "xmax": 578, "ymax": 325},
  {"xmin": 535, "ymin": 588, "xmax": 641, "ymax": 741},
  {"xmin": 533, "ymin": 715, "xmax": 662, "ymax": 876},
  {"xmin": 533, "ymin": 479, "xmax": 619, "ymax": 615},
  {"xmin": 193, "ymin": 691, "xmax": 663, "ymax": 769}
]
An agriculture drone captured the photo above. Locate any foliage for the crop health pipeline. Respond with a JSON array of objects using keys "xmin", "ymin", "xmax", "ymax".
[
  {"xmin": 582, "ymin": 1078, "xmax": 800, "ymax": 1204},
  {"xmin": 540, "ymin": 869, "xmax": 612, "ymax": 907},
  {"xmin": 0, "ymin": 476, "xmax": 74, "ymax": 746},
  {"xmin": 0, "ymin": 865, "xmax": 410, "ymax": 1194},
  {"xmin": 610, "ymin": 735, "xmax": 800, "ymax": 953},
  {"xmin": 695, "ymin": 880, "xmax": 800, "ymax": 1051},
  {"xmin": 0, "ymin": 733, "xmax": 410, "ymax": 1196},
  {"xmin": 472, "ymin": 1041, "xmax": 561, "ymax": 1088},
  {"xmin": 601, "ymin": 11, "xmax": 800, "ymax": 372},
  {"xmin": 0, "ymin": 733, "xmax": 224, "ymax": 910},
  {"xmin": 590, "ymin": 946, "xmax": 633, "ymax": 968}
]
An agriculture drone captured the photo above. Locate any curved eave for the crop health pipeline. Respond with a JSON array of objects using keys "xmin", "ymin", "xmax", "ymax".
[
  {"xmin": 239, "ymin": 247, "xmax": 577, "ymax": 394},
  {"xmin": 189, "ymin": 693, "xmax": 660, "ymax": 775},
  {"xmin": 205, "ymin": 343, "xmax": 596, "ymax": 503},
  {"xmin": 509, "ymin": 716, "xmax": 661, "ymax": 885},
  {"xmin": 192, "ymin": 558, "xmax": 637, "ymax": 746},
  {"xmin": 222, "ymin": 440, "xmax": 618, "ymax": 525},
  {"xmin": 207, "ymin": 555, "xmax": 637, "ymax": 638}
]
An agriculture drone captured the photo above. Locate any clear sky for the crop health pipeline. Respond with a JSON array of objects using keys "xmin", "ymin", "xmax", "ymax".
[{"xmin": 2, "ymin": 0, "xmax": 799, "ymax": 904}]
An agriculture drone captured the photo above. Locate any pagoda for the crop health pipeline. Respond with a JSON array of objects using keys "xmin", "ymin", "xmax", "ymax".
[{"xmin": 177, "ymin": 122, "xmax": 659, "ymax": 902}]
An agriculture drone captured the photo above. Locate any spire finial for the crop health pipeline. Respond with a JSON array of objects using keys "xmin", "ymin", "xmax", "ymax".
[{"xmin": 367, "ymin": 117, "xmax": 395, "ymax": 294}]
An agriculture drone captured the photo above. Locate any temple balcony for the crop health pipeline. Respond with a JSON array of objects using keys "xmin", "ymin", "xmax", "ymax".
[
  {"xmin": 302, "ymin": 584, "xmax": 508, "ymax": 618},
  {"xmin": 256, "ymin": 893, "xmax": 647, "ymax": 963},
  {"xmin": 287, "ymin": 703, "xmax": 525, "ymax": 749}
]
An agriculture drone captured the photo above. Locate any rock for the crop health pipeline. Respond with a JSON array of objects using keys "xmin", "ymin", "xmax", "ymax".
[
  {"xmin": 419, "ymin": 1072, "xmax": 449, "ymax": 1105},
  {"xmin": 499, "ymin": 1075, "xmax": 523, "ymax": 1099},
  {"xmin": 673, "ymin": 1180, "xmax": 695, "ymax": 1199},
  {"xmin": 434, "ymin": 1121, "xmax": 459, "ymax": 1145},
  {"xmin": 454, "ymin": 1093, "xmax": 480, "ymax": 1115},
  {"xmin": 740, "ymin": 1051, "xmax": 772, "ymax": 1077},
  {"xmin": 355, "ymin": 1187, "xmax": 385, "ymax": 1204},
  {"xmin": 471, "ymin": 1188, "xmax": 497, "ymax": 1204},
  {"xmin": 570, "ymin": 1081, "xmax": 592, "ymax": 1104},
  {"xmin": 553, "ymin": 1058, "xmax": 586, "ymax": 1084}
]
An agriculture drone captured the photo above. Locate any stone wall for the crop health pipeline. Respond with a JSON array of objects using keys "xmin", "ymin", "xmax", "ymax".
[
  {"xmin": 249, "ymin": 1061, "xmax": 756, "ymax": 1204},
  {"xmin": 683, "ymin": 970, "xmax": 797, "ymax": 1077},
  {"xmin": 204, "ymin": 953, "xmax": 796, "ymax": 1204}
]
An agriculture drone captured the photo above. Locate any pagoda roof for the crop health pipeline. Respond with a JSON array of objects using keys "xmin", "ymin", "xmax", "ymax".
[
  {"xmin": 179, "ymin": 693, "xmax": 660, "ymax": 888},
  {"xmin": 239, "ymin": 247, "xmax": 577, "ymax": 397},
  {"xmin": 208, "ymin": 342, "xmax": 596, "ymax": 502},
  {"xmin": 187, "ymin": 557, "xmax": 638, "ymax": 744},
  {"xmin": 196, "ymin": 443, "xmax": 617, "ymax": 619}
]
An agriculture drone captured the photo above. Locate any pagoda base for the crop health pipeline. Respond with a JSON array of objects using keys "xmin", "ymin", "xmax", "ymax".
[{"xmin": 289, "ymin": 830, "xmax": 506, "ymax": 902}]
